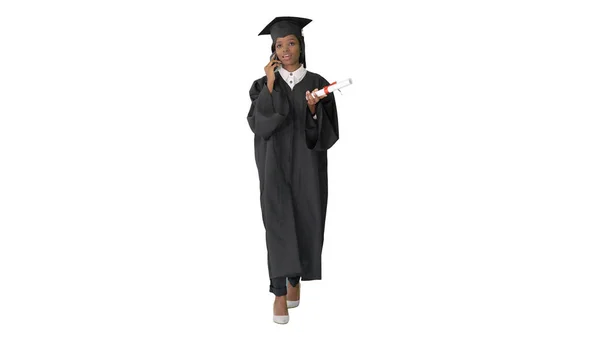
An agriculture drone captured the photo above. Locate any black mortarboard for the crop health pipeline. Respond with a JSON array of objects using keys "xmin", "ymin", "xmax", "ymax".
[
  {"xmin": 258, "ymin": 16, "xmax": 312, "ymax": 67},
  {"xmin": 258, "ymin": 16, "xmax": 312, "ymax": 42}
]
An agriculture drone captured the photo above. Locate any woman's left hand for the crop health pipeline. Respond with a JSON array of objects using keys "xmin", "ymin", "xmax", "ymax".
[{"xmin": 306, "ymin": 88, "xmax": 326, "ymax": 115}]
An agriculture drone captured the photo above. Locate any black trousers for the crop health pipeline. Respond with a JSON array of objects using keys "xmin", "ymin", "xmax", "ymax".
[{"xmin": 270, "ymin": 276, "xmax": 300, "ymax": 296}]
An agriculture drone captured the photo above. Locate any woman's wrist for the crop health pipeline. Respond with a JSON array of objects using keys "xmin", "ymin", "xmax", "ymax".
[{"xmin": 267, "ymin": 80, "xmax": 274, "ymax": 93}]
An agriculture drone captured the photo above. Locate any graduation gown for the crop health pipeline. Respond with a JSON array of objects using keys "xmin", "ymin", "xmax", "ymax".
[{"xmin": 247, "ymin": 70, "xmax": 339, "ymax": 280}]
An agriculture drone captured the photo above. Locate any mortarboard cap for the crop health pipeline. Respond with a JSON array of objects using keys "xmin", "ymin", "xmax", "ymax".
[{"xmin": 258, "ymin": 16, "xmax": 312, "ymax": 42}]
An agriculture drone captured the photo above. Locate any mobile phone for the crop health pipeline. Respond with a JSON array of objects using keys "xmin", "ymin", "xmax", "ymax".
[
  {"xmin": 271, "ymin": 52, "xmax": 280, "ymax": 62},
  {"xmin": 271, "ymin": 52, "xmax": 280, "ymax": 72}
]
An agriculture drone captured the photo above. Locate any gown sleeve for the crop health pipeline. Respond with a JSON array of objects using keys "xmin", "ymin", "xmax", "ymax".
[
  {"xmin": 247, "ymin": 77, "xmax": 290, "ymax": 140},
  {"xmin": 305, "ymin": 78, "xmax": 340, "ymax": 151}
]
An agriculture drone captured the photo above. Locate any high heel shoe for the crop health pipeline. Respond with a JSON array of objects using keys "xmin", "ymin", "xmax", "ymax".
[
  {"xmin": 273, "ymin": 314, "xmax": 289, "ymax": 324},
  {"xmin": 273, "ymin": 296, "xmax": 289, "ymax": 324},
  {"xmin": 286, "ymin": 281, "xmax": 300, "ymax": 308}
]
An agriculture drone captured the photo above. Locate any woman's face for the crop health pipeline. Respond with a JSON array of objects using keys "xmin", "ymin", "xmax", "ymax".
[{"xmin": 275, "ymin": 34, "xmax": 301, "ymax": 67}]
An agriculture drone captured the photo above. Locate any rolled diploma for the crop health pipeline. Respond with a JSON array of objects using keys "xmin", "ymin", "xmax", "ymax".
[{"xmin": 311, "ymin": 78, "xmax": 353, "ymax": 98}]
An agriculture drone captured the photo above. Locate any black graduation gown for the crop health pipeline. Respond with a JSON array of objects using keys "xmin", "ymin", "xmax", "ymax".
[{"xmin": 247, "ymin": 70, "xmax": 339, "ymax": 281}]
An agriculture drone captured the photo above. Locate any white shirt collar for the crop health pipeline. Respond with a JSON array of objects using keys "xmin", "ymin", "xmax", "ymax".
[{"xmin": 278, "ymin": 64, "xmax": 307, "ymax": 89}]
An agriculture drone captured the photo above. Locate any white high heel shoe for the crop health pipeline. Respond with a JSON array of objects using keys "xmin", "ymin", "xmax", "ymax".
[
  {"xmin": 286, "ymin": 279, "xmax": 300, "ymax": 308},
  {"xmin": 286, "ymin": 299, "xmax": 300, "ymax": 308},
  {"xmin": 273, "ymin": 314, "xmax": 289, "ymax": 324},
  {"xmin": 273, "ymin": 295, "xmax": 289, "ymax": 324}
]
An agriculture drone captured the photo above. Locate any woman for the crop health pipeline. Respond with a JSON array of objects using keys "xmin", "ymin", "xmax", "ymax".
[{"xmin": 247, "ymin": 16, "xmax": 340, "ymax": 324}]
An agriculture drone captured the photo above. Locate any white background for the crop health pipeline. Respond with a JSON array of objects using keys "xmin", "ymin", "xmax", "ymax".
[{"xmin": 1, "ymin": 0, "xmax": 599, "ymax": 336}]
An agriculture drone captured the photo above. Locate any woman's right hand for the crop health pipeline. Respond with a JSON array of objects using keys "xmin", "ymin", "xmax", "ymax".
[{"xmin": 264, "ymin": 54, "xmax": 281, "ymax": 91}]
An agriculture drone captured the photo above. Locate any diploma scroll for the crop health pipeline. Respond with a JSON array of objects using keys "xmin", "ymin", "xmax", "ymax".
[{"xmin": 310, "ymin": 78, "xmax": 353, "ymax": 98}]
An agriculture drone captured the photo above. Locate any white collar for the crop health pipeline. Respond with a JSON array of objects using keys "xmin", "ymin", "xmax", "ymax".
[{"xmin": 278, "ymin": 64, "xmax": 307, "ymax": 89}]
